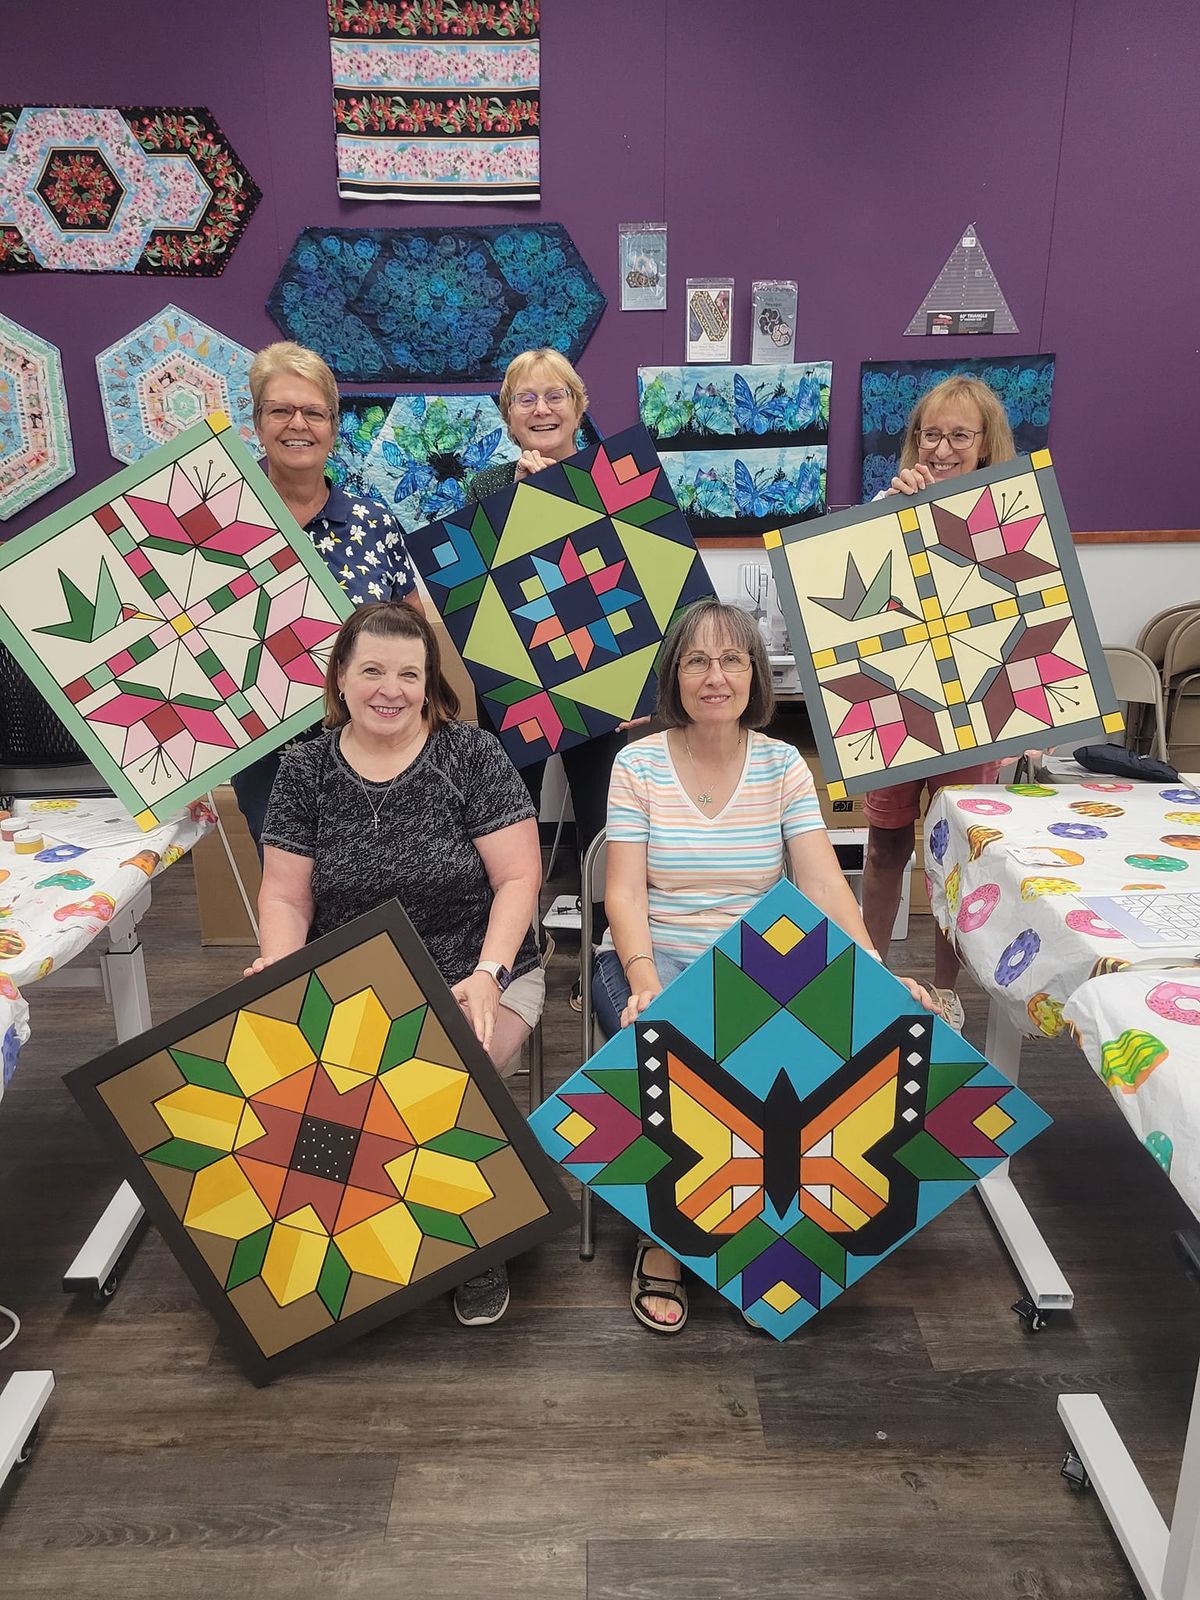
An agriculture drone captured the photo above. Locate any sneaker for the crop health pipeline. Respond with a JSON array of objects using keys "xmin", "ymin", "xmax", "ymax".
[
  {"xmin": 931, "ymin": 988, "xmax": 965, "ymax": 1031},
  {"xmin": 569, "ymin": 975, "xmax": 583, "ymax": 1012},
  {"xmin": 453, "ymin": 1262, "xmax": 510, "ymax": 1326}
]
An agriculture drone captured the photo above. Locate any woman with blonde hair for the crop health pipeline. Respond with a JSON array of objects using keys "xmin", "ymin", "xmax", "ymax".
[
  {"xmin": 251, "ymin": 601, "xmax": 543, "ymax": 1327},
  {"xmin": 231, "ymin": 342, "xmax": 424, "ymax": 847},
  {"xmin": 861, "ymin": 374, "xmax": 1018, "ymax": 1029},
  {"xmin": 467, "ymin": 348, "xmax": 628, "ymax": 1002}
]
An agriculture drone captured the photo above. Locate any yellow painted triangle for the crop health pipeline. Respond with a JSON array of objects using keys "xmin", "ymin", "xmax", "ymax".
[
  {"xmin": 233, "ymin": 1104, "xmax": 267, "ymax": 1150},
  {"xmin": 278, "ymin": 1204, "xmax": 330, "ymax": 1236},
  {"xmin": 325, "ymin": 1062, "xmax": 369, "ymax": 1094},
  {"xmin": 384, "ymin": 1147, "xmax": 417, "ymax": 1195},
  {"xmin": 613, "ymin": 517, "xmax": 701, "ymax": 631},
  {"xmin": 492, "ymin": 481, "xmax": 604, "ymax": 567},
  {"xmin": 463, "ymin": 576, "xmax": 538, "ymax": 681},
  {"xmin": 553, "ymin": 641, "xmax": 661, "ymax": 718}
]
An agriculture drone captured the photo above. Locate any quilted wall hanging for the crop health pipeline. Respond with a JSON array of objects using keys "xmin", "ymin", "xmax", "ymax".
[
  {"xmin": 0, "ymin": 414, "xmax": 352, "ymax": 829},
  {"xmin": 329, "ymin": 0, "xmax": 540, "ymax": 202},
  {"xmin": 66, "ymin": 901, "xmax": 575, "ymax": 1382},
  {"xmin": 0, "ymin": 106, "xmax": 260, "ymax": 275},
  {"xmin": 861, "ymin": 354, "xmax": 1055, "ymax": 501},
  {"xmin": 767, "ymin": 452, "xmax": 1123, "ymax": 801},
  {"xmin": 329, "ymin": 391, "xmax": 598, "ymax": 530},
  {"xmin": 638, "ymin": 362, "xmax": 831, "ymax": 540},
  {"xmin": 0, "ymin": 311, "xmax": 75, "ymax": 520},
  {"xmin": 96, "ymin": 305, "xmax": 259, "ymax": 465},
  {"xmin": 406, "ymin": 423, "xmax": 714, "ymax": 768},
  {"xmin": 266, "ymin": 225, "xmax": 605, "ymax": 382},
  {"xmin": 530, "ymin": 880, "xmax": 1049, "ymax": 1339}
]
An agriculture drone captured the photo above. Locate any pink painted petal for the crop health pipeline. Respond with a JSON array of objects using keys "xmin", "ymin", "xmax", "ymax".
[
  {"xmin": 265, "ymin": 581, "xmax": 307, "ymax": 633},
  {"xmin": 121, "ymin": 722, "xmax": 161, "ymax": 764},
  {"xmin": 176, "ymin": 706, "xmax": 237, "ymax": 747},
  {"xmin": 836, "ymin": 701, "xmax": 875, "ymax": 737},
  {"xmin": 558, "ymin": 540, "xmax": 585, "ymax": 583},
  {"xmin": 964, "ymin": 487, "xmax": 998, "ymax": 536},
  {"xmin": 591, "ymin": 447, "xmax": 661, "ymax": 514},
  {"xmin": 167, "ymin": 464, "xmax": 203, "ymax": 516},
  {"xmin": 1035, "ymin": 652, "xmax": 1080, "ymax": 684},
  {"xmin": 1000, "ymin": 513, "xmax": 1044, "ymax": 553},
  {"xmin": 205, "ymin": 521, "xmax": 277, "ymax": 557},
  {"xmin": 590, "ymin": 560, "xmax": 627, "ymax": 595},
  {"xmin": 92, "ymin": 694, "xmax": 161, "ymax": 727},
  {"xmin": 1013, "ymin": 685, "xmax": 1053, "ymax": 724},
  {"xmin": 877, "ymin": 722, "xmax": 908, "ymax": 765},
  {"xmin": 125, "ymin": 494, "xmax": 190, "ymax": 544},
  {"xmin": 291, "ymin": 616, "xmax": 340, "ymax": 651},
  {"xmin": 500, "ymin": 691, "xmax": 564, "ymax": 749},
  {"xmin": 281, "ymin": 652, "xmax": 326, "ymax": 688},
  {"xmin": 163, "ymin": 731, "xmax": 198, "ymax": 777}
]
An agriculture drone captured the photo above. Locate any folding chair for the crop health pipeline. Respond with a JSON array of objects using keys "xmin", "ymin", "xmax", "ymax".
[
  {"xmin": 1162, "ymin": 614, "xmax": 1200, "ymax": 751},
  {"xmin": 577, "ymin": 828, "xmax": 607, "ymax": 1259},
  {"xmin": 1102, "ymin": 645, "xmax": 1168, "ymax": 762},
  {"xmin": 0, "ymin": 643, "xmax": 109, "ymax": 799}
]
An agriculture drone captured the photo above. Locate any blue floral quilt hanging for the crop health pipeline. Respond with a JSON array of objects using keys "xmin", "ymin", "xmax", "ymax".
[
  {"xmin": 861, "ymin": 354, "xmax": 1055, "ymax": 501},
  {"xmin": 266, "ymin": 225, "xmax": 606, "ymax": 384},
  {"xmin": 329, "ymin": 392, "xmax": 599, "ymax": 532}
]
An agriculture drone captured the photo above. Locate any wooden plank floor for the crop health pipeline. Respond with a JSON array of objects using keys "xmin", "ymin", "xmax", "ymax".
[{"xmin": 1, "ymin": 858, "xmax": 1198, "ymax": 1598}]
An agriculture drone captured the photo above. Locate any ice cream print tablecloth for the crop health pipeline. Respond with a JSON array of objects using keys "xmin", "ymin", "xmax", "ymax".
[
  {"xmin": 923, "ymin": 780, "xmax": 1200, "ymax": 1038},
  {"xmin": 1063, "ymin": 969, "xmax": 1200, "ymax": 1220},
  {"xmin": 0, "ymin": 796, "xmax": 213, "ymax": 1007}
]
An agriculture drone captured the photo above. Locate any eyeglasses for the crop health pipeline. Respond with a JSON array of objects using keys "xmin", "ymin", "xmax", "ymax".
[
  {"xmin": 918, "ymin": 427, "xmax": 982, "ymax": 450},
  {"xmin": 511, "ymin": 387, "xmax": 572, "ymax": 411},
  {"xmin": 261, "ymin": 403, "xmax": 334, "ymax": 425},
  {"xmin": 679, "ymin": 650, "xmax": 753, "ymax": 677}
]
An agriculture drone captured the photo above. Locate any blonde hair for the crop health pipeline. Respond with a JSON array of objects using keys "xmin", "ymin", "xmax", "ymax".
[
  {"xmin": 249, "ymin": 342, "xmax": 339, "ymax": 421},
  {"xmin": 497, "ymin": 348, "xmax": 587, "ymax": 427},
  {"xmin": 898, "ymin": 375, "xmax": 1016, "ymax": 471}
]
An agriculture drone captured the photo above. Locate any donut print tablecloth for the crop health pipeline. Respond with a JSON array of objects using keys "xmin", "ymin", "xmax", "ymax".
[
  {"xmin": 1063, "ymin": 969, "xmax": 1200, "ymax": 1220},
  {"xmin": 0, "ymin": 796, "xmax": 213, "ymax": 1068},
  {"xmin": 923, "ymin": 780, "xmax": 1200, "ymax": 1038}
]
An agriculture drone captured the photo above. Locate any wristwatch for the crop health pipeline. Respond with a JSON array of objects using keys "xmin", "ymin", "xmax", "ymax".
[{"xmin": 474, "ymin": 960, "xmax": 513, "ymax": 992}]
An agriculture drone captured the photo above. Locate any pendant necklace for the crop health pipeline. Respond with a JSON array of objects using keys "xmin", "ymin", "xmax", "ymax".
[
  {"xmin": 683, "ymin": 730, "xmax": 743, "ymax": 808},
  {"xmin": 343, "ymin": 728, "xmax": 423, "ymax": 830}
]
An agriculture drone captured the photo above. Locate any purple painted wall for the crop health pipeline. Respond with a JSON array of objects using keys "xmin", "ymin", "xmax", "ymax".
[{"xmin": 2, "ymin": 0, "xmax": 1197, "ymax": 539}]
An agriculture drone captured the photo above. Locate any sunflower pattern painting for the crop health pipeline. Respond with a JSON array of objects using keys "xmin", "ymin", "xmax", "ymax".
[{"xmin": 66, "ymin": 904, "xmax": 574, "ymax": 1382}]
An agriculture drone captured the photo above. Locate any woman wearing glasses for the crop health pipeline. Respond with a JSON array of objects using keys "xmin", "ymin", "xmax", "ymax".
[
  {"xmin": 860, "ymin": 376, "xmax": 1016, "ymax": 1030},
  {"xmin": 467, "ymin": 349, "xmax": 628, "ymax": 996},
  {"xmin": 231, "ymin": 342, "xmax": 424, "ymax": 847},
  {"xmin": 597, "ymin": 600, "xmax": 935, "ymax": 1334}
]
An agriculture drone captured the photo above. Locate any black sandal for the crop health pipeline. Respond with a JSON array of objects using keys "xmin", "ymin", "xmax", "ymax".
[{"xmin": 630, "ymin": 1236, "xmax": 688, "ymax": 1334}]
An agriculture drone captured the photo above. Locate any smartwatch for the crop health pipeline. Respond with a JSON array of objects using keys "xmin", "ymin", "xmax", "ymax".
[{"xmin": 475, "ymin": 960, "xmax": 513, "ymax": 992}]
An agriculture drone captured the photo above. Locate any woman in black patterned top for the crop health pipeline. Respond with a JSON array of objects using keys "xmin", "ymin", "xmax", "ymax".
[{"xmin": 251, "ymin": 602, "xmax": 543, "ymax": 1326}]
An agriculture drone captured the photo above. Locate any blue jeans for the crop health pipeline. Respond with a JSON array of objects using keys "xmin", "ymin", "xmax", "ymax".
[{"xmin": 592, "ymin": 948, "xmax": 691, "ymax": 1038}]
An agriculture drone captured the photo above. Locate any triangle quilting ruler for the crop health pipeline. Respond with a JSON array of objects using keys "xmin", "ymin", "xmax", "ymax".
[{"xmin": 904, "ymin": 222, "xmax": 1019, "ymax": 335}]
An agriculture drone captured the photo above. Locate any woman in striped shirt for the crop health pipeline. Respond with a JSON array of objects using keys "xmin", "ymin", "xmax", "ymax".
[{"xmin": 597, "ymin": 600, "xmax": 934, "ymax": 1333}]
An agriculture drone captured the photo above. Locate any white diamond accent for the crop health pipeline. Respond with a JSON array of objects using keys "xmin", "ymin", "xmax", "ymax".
[
  {"xmin": 904, "ymin": 1079, "xmax": 920, "ymax": 1094},
  {"xmin": 644, "ymin": 1029, "xmax": 659, "ymax": 1042},
  {"xmin": 902, "ymin": 1107, "xmax": 917, "ymax": 1122},
  {"xmin": 646, "ymin": 1083, "xmax": 662, "ymax": 1099},
  {"xmin": 907, "ymin": 1052, "xmax": 923, "ymax": 1065},
  {"xmin": 648, "ymin": 1111, "xmax": 664, "ymax": 1126},
  {"xmin": 645, "ymin": 1056, "xmax": 660, "ymax": 1071},
  {"xmin": 909, "ymin": 1023, "xmax": 925, "ymax": 1036}
]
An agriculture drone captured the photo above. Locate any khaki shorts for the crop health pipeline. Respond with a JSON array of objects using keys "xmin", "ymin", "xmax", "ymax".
[{"xmin": 499, "ymin": 966, "xmax": 546, "ymax": 1029}]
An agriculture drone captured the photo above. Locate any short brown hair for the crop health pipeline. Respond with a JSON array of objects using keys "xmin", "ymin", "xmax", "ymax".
[
  {"xmin": 323, "ymin": 603, "xmax": 460, "ymax": 730},
  {"xmin": 249, "ymin": 341, "xmax": 340, "ymax": 421},
  {"xmin": 656, "ymin": 600, "xmax": 775, "ymax": 729},
  {"xmin": 898, "ymin": 375, "xmax": 1016, "ymax": 472},
  {"xmin": 497, "ymin": 348, "xmax": 587, "ymax": 427}
]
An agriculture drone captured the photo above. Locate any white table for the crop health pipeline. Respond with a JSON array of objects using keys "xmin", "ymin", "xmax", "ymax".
[
  {"xmin": 0, "ymin": 796, "xmax": 212, "ymax": 1491},
  {"xmin": 924, "ymin": 777, "xmax": 1200, "ymax": 1598}
]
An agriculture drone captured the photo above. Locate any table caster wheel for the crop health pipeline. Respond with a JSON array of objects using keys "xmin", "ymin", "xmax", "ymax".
[
  {"xmin": 92, "ymin": 1269, "xmax": 119, "ymax": 1304},
  {"xmin": 1060, "ymin": 1450, "xmax": 1090, "ymax": 1492},
  {"xmin": 16, "ymin": 1421, "xmax": 40, "ymax": 1467},
  {"xmin": 1012, "ymin": 1295, "xmax": 1050, "ymax": 1333}
]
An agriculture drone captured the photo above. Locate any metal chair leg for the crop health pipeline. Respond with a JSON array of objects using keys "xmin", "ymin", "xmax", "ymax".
[{"xmin": 579, "ymin": 1187, "xmax": 595, "ymax": 1260}]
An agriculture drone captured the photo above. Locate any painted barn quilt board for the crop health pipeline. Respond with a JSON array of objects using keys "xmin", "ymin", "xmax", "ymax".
[
  {"xmin": 639, "ymin": 362, "xmax": 831, "ymax": 539},
  {"xmin": 328, "ymin": 391, "xmax": 598, "ymax": 531},
  {"xmin": 66, "ymin": 902, "xmax": 575, "ymax": 1382},
  {"xmin": 0, "ymin": 414, "xmax": 352, "ymax": 829},
  {"xmin": 530, "ymin": 881, "xmax": 1049, "ymax": 1339},
  {"xmin": 406, "ymin": 424, "xmax": 714, "ymax": 768},
  {"xmin": 267, "ymin": 224, "xmax": 605, "ymax": 382},
  {"xmin": 767, "ymin": 453, "xmax": 1123, "ymax": 801},
  {"xmin": 861, "ymin": 354, "xmax": 1055, "ymax": 501},
  {"xmin": 329, "ymin": 0, "xmax": 540, "ymax": 202},
  {"xmin": 0, "ymin": 311, "xmax": 74, "ymax": 520},
  {"xmin": 0, "ymin": 106, "xmax": 261, "ymax": 275},
  {"xmin": 96, "ymin": 305, "xmax": 259, "ymax": 464}
]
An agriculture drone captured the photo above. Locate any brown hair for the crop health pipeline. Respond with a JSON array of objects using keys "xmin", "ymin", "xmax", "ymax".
[
  {"xmin": 898, "ymin": 375, "xmax": 1016, "ymax": 471},
  {"xmin": 497, "ymin": 347, "xmax": 587, "ymax": 428},
  {"xmin": 249, "ymin": 341, "xmax": 340, "ymax": 421},
  {"xmin": 657, "ymin": 600, "xmax": 775, "ymax": 729},
  {"xmin": 323, "ymin": 603, "xmax": 460, "ymax": 730}
]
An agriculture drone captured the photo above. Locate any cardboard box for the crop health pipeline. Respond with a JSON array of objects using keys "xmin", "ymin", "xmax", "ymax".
[
  {"xmin": 802, "ymin": 751, "xmax": 869, "ymax": 831},
  {"xmin": 194, "ymin": 784, "xmax": 260, "ymax": 946}
]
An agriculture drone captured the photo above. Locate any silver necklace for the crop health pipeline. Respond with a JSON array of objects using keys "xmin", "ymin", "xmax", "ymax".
[
  {"xmin": 342, "ymin": 729, "xmax": 423, "ymax": 830},
  {"xmin": 682, "ymin": 730, "xmax": 743, "ymax": 807}
]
